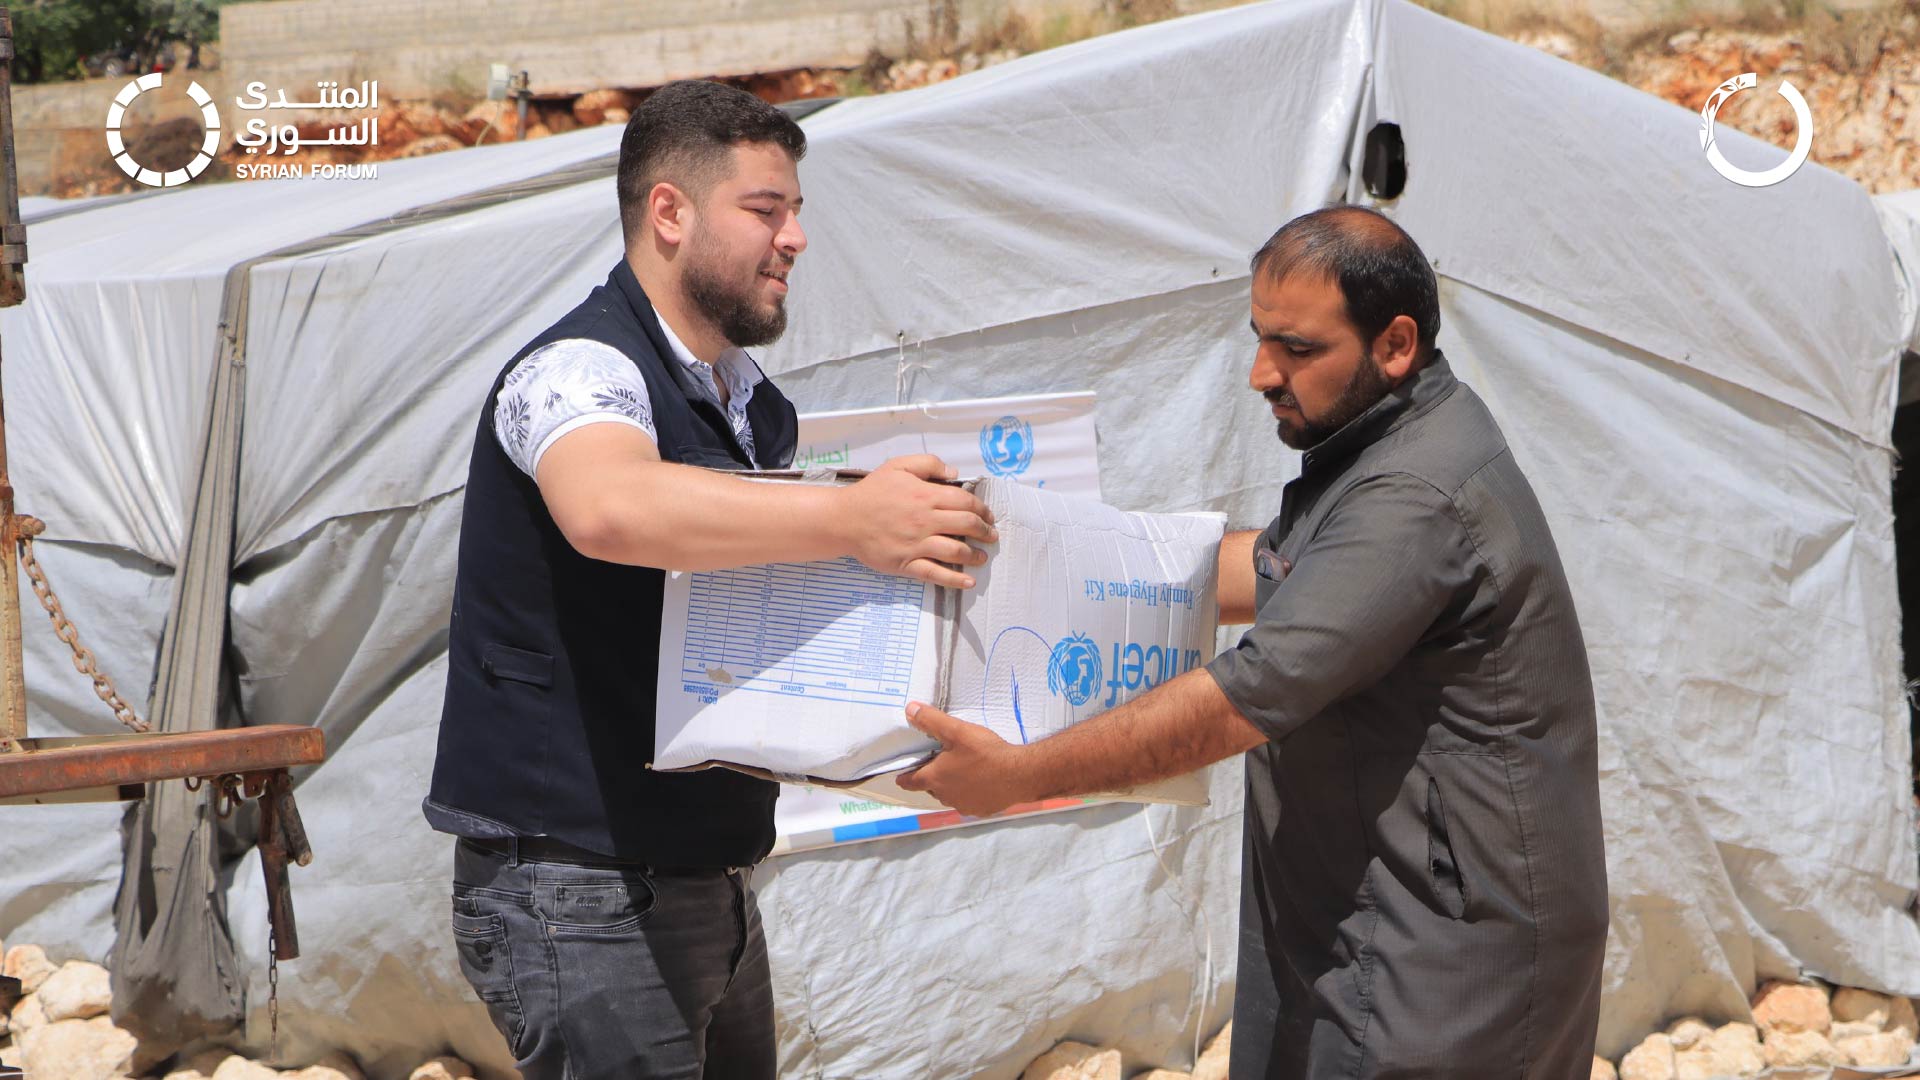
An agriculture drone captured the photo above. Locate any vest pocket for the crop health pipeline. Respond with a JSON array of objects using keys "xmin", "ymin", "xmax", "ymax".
[
  {"xmin": 1426, "ymin": 776, "xmax": 1469, "ymax": 920},
  {"xmin": 482, "ymin": 643, "xmax": 553, "ymax": 688}
]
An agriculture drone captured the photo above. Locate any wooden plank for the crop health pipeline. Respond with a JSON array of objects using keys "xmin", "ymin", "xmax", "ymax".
[{"xmin": 0, "ymin": 726, "xmax": 325, "ymax": 798}]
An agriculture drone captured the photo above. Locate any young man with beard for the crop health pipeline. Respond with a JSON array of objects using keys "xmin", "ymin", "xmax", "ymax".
[
  {"xmin": 424, "ymin": 81, "xmax": 997, "ymax": 1079},
  {"xmin": 898, "ymin": 206, "xmax": 1610, "ymax": 1079}
]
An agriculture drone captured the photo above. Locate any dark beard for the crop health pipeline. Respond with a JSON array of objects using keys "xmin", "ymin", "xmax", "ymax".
[
  {"xmin": 1272, "ymin": 356, "xmax": 1391, "ymax": 450},
  {"xmin": 681, "ymin": 239, "xmax": 788, "ymax": 349}
]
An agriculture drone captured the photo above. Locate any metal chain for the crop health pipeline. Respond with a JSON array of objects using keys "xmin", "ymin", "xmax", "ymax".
[
  {"xmin": 14, "ymin": 516, "xmax": 148, "ymax": 733},
  {"xmin": 212, "ymin": 774, "xmax": 242, "ymax": 819},
  {"xmin": 267, "ymin": 923, "xmax": 280, "ymax": 1060}
]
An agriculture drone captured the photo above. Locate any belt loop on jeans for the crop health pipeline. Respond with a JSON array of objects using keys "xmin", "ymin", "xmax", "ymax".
[{"xmin": 506, "ymin": 836, "xmax": 520, "ymax": 868}]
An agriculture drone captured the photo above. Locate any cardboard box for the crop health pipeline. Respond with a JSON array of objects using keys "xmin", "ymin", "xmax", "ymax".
[{"xmin": 652, "ymin": 472, "xmax": 1224, "ymax": 806}]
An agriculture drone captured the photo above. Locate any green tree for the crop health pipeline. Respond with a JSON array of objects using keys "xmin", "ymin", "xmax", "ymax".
[
  {"xmin": 126, "ymin": 0, "xmax": 218, "ymax": 76},
  {"xmin": 9, "ymin": 0, "xmax": 142, "ymax": 83},
  {"xmin": 7, "ymin": 0, "xmax": 223, "ymax": 84}
]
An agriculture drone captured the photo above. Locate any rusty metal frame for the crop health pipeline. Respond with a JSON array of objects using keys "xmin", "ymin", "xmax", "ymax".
[
  {"xmin": 0, "ymin": 725, "xmax": 324, "ymax": 799},
  {"xmin": 0, "ymin": 7, "xmax": 27, "ymax": 753},
  {"xmin": 0, "ymin": 5, "xmax": 325, "ymax": 985},
  {"xmin": 0, "ymin": 7, "xmax": 22, "ymax": 307}
]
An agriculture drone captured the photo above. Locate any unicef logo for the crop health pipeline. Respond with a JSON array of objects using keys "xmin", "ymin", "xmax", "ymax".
[
  {"xmin": 1046, "ymin": 633, "xmax": 1102, "ymax": 707},
  {"xmin": 1698, "ymin": 72, "xmax": 1812, "ymax": 188},
  {"xmin": 105, "ymin": 73, "xmax": 221, "ymax": 188},
  {"xmin": 978, "ymin": 415, "xmax": 1034, "ymax": 477}
]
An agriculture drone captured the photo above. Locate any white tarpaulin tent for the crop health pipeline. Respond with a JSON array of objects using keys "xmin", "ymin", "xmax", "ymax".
[
  {"xmin": 1, "ymin": 0, "xmax": 1916, "ymax": 1074},
  {"xmin": 1871, "ymin": 188, "xmax": 1920, "ymax": 407}
]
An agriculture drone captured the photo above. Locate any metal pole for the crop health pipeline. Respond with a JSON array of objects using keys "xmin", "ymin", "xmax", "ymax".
[
  {"xmin": 0, "ymin": 6, "xmax": 20, "ymax": 307},
  {"xmin": 514, "ymin": 71, "xmax": 529, "ymax": 142},
  {"xmin": 0, "ymin": 5, "xmax": 30, "ymax": 753}
]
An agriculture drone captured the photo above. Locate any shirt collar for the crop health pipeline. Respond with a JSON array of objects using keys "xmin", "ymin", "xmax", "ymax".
[
  {"xmin": 654, "ymin": 311, "xmax": 760, "ymax": 398},
  {"xmin": 1300, "ymin": 349, "xmax": 1459, "ymax": 475}
]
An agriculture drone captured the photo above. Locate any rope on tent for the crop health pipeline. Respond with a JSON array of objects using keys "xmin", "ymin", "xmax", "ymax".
[
  {"xmin": 893, "ymin": 332, "xmax": 939, "ymax": 460},
  {"xmin": 14, "ymin": 514, "xmax": 148, "ymax": 733},
  {"xmin": 894, "ymin": 332, "xmax": 933, "ymax": 407}
]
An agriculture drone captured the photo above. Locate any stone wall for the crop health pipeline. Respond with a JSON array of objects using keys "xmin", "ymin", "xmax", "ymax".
[
  {"xmin": 11, "ymin": 75, "xmax": 231, "ymax": 196},
  {"xmin": 216, "ymin": 0, "xmax": 1110, "ymax": 98}
]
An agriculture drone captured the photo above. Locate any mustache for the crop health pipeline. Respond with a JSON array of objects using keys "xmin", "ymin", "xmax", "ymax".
[{"xmin": 1264, "ymin": 388, "xmax": 1298, "ymax": 409}]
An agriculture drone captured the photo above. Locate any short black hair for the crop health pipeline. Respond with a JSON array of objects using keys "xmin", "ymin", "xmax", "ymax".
[
  {"xmin": 616, "ymin": 80, "xmax": 807, "ymax": 239},
  {"xmin": 1249, "ymin": 205, "xmax": 1440, "ymax": 361}
]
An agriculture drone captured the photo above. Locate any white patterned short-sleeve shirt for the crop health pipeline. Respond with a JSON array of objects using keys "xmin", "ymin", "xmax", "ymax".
[{"xmin": 493, "ymin": 323, "xmax": 763, "ymax": 477}]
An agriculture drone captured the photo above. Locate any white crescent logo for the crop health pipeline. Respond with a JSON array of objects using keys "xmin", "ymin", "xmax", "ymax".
[
  {"xmin": 104, "ymin": 73, "xmax": 221, "ymax": 188},
  {"xmin": 1699, "ymin": 72, "xmax": 1813, "ymax": 188}
]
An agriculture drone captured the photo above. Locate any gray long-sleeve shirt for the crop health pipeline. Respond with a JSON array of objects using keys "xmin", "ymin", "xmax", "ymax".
[{"xmin": 1207, "ymin": 352, "xmax": 1609, "ymax": 1079}]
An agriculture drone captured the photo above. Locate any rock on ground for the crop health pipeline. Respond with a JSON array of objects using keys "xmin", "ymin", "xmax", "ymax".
[
  {"xmin": 1839, "ymin": 1030, "xmax": 1918, "ymax": 1067},
  {"xmin": 398, "ymin": 135, "xmax": 465, "ymax": 159},
  {"xmin": 2, "ymin": 945, "xmax": 56, "ymax": 994},
  {"xmin": 1665, "ymin": 1017, "xmax": 1713, "ymax": 1051},
  {"xmin": 410, "ymin": 1056, "xmax": 477, "ymax": 1080},
  {"xmin": 1763, "ymin": 1028, "xmax": 1847, "ymax": 1067},
  {"xmin": 284, "ymin": 1049, "xmax": 366, "ymax": 1079},
  {"xmin": 1193, "ymin": 1021, "xmax": 1230, "ymax": 1080},
  {"xmin": 211, "ymin": 1056, "xmax": 283, "ymax": 1080},
  {"xmin": 572, "ymin": 89, "xmax": 639, "ymax": 127},
  {"xmin": 1894, "ymin": 996, "xmax": 1920, "ymax": 1039},
  {"xmin": 1675, "ymin": 1022, "xmax": 1763, "ymax": 1080},
  {"xmin": 461, "ymin": 100, "xmax": 521, "ymax": 141},
  {"xmin": 17, "ymin": 1015, "xmax": 137, "ymax": 1080},
  {"xmin": 1592, "ymin": 1055, "xmax": 1619, "ymax": 1080},
  {"xmin": 162, "ymin": 1046, "xmax": 235, "ymax": 1080},
  {"xmin": 1021, "ymin": 1041, "xmax": 1121, "ymax": 1080},
  {"xmin": 1832, "ymin": 987, "xmax": 1897, "ymax": 1028},
  {"xmin": 10, "ymin": 992, "xmax": 47, "ymax": 1035},
  {"xmin": 1619, "ymin": 1032, "xmax": 1677, "ymax": 1080},
  {"xmin": 1832, "ymin": 1019, "xmax": 1881, "ymax": 1041},
  {"xmin": 36, "ymin": 960, "xmax": 111, "ymax": 1021},
  {"xmin": 1751, "ymin": 981, "xmax": 1832, "ymax": 1037}
]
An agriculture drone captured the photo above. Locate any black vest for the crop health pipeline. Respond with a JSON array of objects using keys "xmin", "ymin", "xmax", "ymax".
[{"xmin": 428, "ymin": 260, "xmax": 798, "ymax": 866}]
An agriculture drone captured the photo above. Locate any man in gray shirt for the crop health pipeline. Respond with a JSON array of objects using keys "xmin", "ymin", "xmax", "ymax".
[{"xmin": 900, "ymin": 206, "xmax": 1609, "ymax": 1079}]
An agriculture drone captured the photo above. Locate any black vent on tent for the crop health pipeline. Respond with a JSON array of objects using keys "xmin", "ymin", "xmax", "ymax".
[{"xmin": 1362, "ymin": 122, "xmax": 1407, "ymax": 200}]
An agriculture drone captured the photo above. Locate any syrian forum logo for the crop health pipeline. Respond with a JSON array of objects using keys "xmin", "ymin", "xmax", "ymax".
[
  {"xmin": 105, "ymin": 73, "xmax": 220, "ymax": 188},
  {"xmin": 104, "ymin": 76, "xmax": 381, "ymax": 187},
  {"xmin": 1699, "ymin": 72, "xmax": 1813, "ymax": 188}
]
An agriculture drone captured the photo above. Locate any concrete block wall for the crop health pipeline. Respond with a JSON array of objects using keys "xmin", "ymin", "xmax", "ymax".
[{"xmin": 217, "ymin": 0, "xmax": 1112, "ymax": 97}]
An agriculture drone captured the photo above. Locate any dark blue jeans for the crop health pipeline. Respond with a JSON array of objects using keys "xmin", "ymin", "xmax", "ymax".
[{"xmin": 450, "ymin": 839, "xmax": 775, "ymax": 1080}]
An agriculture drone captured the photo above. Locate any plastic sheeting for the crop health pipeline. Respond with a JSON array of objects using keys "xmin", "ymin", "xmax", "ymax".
[
  {"xmin": 1872, "ymin": 189, "xmax": 1920, "ymax": 404},
  {"xmin": 0, "ymin": 0, "xmax": 1915, "ymax": 1073},
  {"xmin": 763, "ymin": 0, "xmax": 1920, "ymax": 1058}
]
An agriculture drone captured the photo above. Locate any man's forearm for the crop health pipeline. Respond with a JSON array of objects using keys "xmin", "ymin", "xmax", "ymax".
[
  {"xmin": 1014, "ymin": 669, "xmax": 1266, "ymax": 799},
  {"xmin": 562, "ymin": 459, "xmax": 853, "ymax": 570}
]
